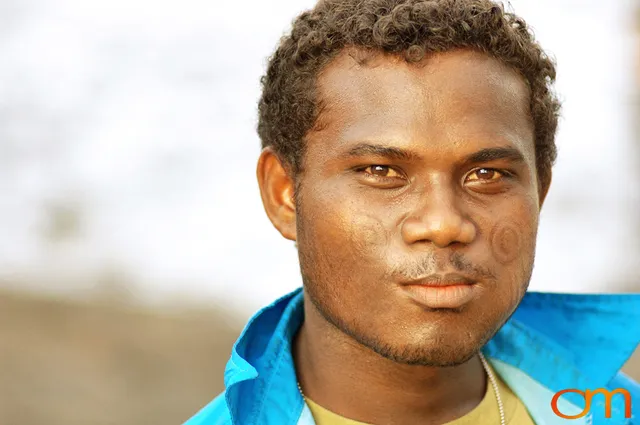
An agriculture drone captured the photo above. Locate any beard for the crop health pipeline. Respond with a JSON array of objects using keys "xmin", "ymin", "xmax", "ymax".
[
  {"xmin": 302, "ymin": 276, "xmax": 496, "ymax": 367},
  {"xmin": 298, "ymin": 245, "xmax": 533, "ymax": 367}
]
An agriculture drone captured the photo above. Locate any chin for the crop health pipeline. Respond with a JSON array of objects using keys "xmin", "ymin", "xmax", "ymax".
[
  {"xmin": 350, "ymin": 326, "xmax": 487, "ymax": 367},
  {"xmin": 381, "ymin": 342, "xmax": 481, "ymax": 367}
]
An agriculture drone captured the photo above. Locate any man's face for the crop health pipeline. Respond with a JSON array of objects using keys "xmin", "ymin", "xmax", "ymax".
[{"xmin": 295, "ymin": 48, "xmax": 543, "ymax": 367}]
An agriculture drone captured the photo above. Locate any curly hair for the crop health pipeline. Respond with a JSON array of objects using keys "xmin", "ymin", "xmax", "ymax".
[{"xmin": 258, "ymin": 0, "xmax": 560, "ymax": 191}]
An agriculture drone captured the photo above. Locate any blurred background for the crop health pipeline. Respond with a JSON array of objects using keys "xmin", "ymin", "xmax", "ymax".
[{"xmin": 1, "ymin": 0, "xmax": 639, "ymax": 424}]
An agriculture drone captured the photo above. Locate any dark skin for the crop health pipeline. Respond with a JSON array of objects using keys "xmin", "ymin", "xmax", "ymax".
[{"xmin": 257, "ymin": 48, "xmax": 551, "ymax": 425}]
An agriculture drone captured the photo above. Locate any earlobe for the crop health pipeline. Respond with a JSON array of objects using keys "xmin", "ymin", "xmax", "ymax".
[{"xmin": 256, "ymin": 147, "xmax": 297, "ymax": 241}]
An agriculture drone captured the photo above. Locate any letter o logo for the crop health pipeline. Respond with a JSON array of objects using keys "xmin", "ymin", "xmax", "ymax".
[{"xmin": 551, "ymin": 389, "xmax": 591, "ymax": 419}]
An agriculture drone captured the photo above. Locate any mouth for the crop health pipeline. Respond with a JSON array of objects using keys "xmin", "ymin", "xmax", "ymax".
[{"xmin": 400, "ymin": 273, "xmax": 480, "ymax": 309}]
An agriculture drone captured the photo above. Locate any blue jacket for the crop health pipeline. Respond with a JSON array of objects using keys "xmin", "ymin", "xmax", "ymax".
[{"xmin": 185, "ymin": 288, "xmax": 640, "ymax": 425}]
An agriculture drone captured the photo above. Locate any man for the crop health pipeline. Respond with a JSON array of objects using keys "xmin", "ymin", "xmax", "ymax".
[{"xmin": 186, "ymin": 0, "xmax": 640, "ymax": 424}]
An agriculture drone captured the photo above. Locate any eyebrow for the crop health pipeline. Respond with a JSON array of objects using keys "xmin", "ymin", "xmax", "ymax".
[
  {"xmin": 464, "ymin": 147, "xmax": 526, "ymax": 164},
  {"xmin": 345, "ymin": 143, "xmax": 423, "ymax": 161},
  {"xmin": 344, "ymin": 143, "xmax": 525, "ymax": 165}
]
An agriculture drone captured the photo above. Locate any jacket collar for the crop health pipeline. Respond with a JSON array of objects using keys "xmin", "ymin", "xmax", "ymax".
[
  {"xmin": 224, "ymin": 289, "xmax": 304, "ymax": 425},
  {"xmin": 224, "ymin": 288, "xmax": 640, "ymax": 424},
  {"xmin": 486, "ymin": 293, "xmax": 640, "ymax": 391}
]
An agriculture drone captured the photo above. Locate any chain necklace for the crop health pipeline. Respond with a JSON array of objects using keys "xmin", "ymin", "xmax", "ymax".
[
  {"xmin": 296, "ymin": 352, "xmax": 506, "ymax": 425},
  {"xmin": 479, "ymin": 351, "xmax": 506, "ymax": 425}
]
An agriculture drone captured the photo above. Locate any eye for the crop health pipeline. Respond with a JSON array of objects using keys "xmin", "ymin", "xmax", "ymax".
[
  {"xmin": 465, "ymin": 168, "xmax": 504, "ymax": 183},
  {"xmin": 362, "ymin": 165, "xmax": 403, "ymax": 178}
]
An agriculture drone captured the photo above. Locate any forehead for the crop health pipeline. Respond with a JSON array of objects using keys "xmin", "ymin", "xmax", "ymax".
[{"xmin": 310, "ymin": 48, "xmax": 534, "ymax": 161}]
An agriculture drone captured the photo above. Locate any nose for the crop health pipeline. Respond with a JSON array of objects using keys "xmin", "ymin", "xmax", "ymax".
[{"xmin": 401, "ymin": 186, "xmax": 476, "ymax": 248}]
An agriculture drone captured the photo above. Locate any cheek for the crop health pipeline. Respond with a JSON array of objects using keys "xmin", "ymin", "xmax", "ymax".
[
  {"xmin": 347, "ymin": 212, "xmax": 392, "ymax": 255},
  {"xmin": 480, "ymin": 200, "xmax": 539, "ymax": 304},
  {"xmin": 302, "ymin": 186, "xmax": 391, "ymax": 255},
  {"xmin": 489, "ymin": 222, "xmax": 523, "ymax": 265},
  {"xmin": 297, "ymin": 195, "xmax": 394, "ymax": 301},
  {"xmin": 483, "ymin": 198, "xmax": 539, "ymax": 265}
]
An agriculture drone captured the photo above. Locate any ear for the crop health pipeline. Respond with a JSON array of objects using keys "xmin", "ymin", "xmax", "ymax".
[
  {"xmin": 538, "ymin": 171, "xmax": 552, "ymax": 208},
  {"xmin": 256, "ymin": 147, "xmax": 297, "ymax": 241}
]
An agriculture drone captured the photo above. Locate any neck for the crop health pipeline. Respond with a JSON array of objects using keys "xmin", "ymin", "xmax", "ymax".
[{"xmin": 293, "ymin": 296, "xmax": 487, "ymax": 425}]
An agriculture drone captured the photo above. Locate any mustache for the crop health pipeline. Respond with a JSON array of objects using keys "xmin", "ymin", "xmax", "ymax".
[{"xmin": 389, "ymin": 251, "xmax": 496, "ymax": 281}]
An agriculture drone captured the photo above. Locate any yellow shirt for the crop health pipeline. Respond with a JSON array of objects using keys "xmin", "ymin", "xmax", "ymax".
[{"xmin": 305, "ymin": 363, "xmax": 535, "ymax": 425}]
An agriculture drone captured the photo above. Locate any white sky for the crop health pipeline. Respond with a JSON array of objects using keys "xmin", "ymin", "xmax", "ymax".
[{"xmin": 0, "ymin": 0, "xmax": 638, "ymax": 314}]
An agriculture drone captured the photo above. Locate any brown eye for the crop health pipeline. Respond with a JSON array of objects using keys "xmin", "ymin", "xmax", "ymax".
[
  {"xmin": 466, "ymin": 168, "xmax": 503, "ymax": 182},
  {"xmin": 365, "ymin": 165, "xmax": 402, "ymax": 178}
]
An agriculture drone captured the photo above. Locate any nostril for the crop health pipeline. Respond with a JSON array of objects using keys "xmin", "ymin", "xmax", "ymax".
[{"xmin": 401, "ymin": 210, "xmax": 476, "ymax": 247}]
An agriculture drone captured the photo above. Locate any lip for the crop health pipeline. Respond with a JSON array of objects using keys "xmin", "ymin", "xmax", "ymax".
[
  {"xmin": 401, "ymin": 273, "xmax": 480, "ymax": 309},
  {"xmin": 404, "ymin": 273, "xmax": 476, "ymax": 287}
]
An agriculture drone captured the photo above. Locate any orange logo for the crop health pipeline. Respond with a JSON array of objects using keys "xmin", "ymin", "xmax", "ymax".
[{"xmin": 551, "ymin": 388, "xmax": 632, "ymax": 419}]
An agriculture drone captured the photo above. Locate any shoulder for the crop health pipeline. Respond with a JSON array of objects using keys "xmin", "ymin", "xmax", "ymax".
[{"xmin": 182, "ymin": 392, "xmax": 231, "ymax": 425}]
